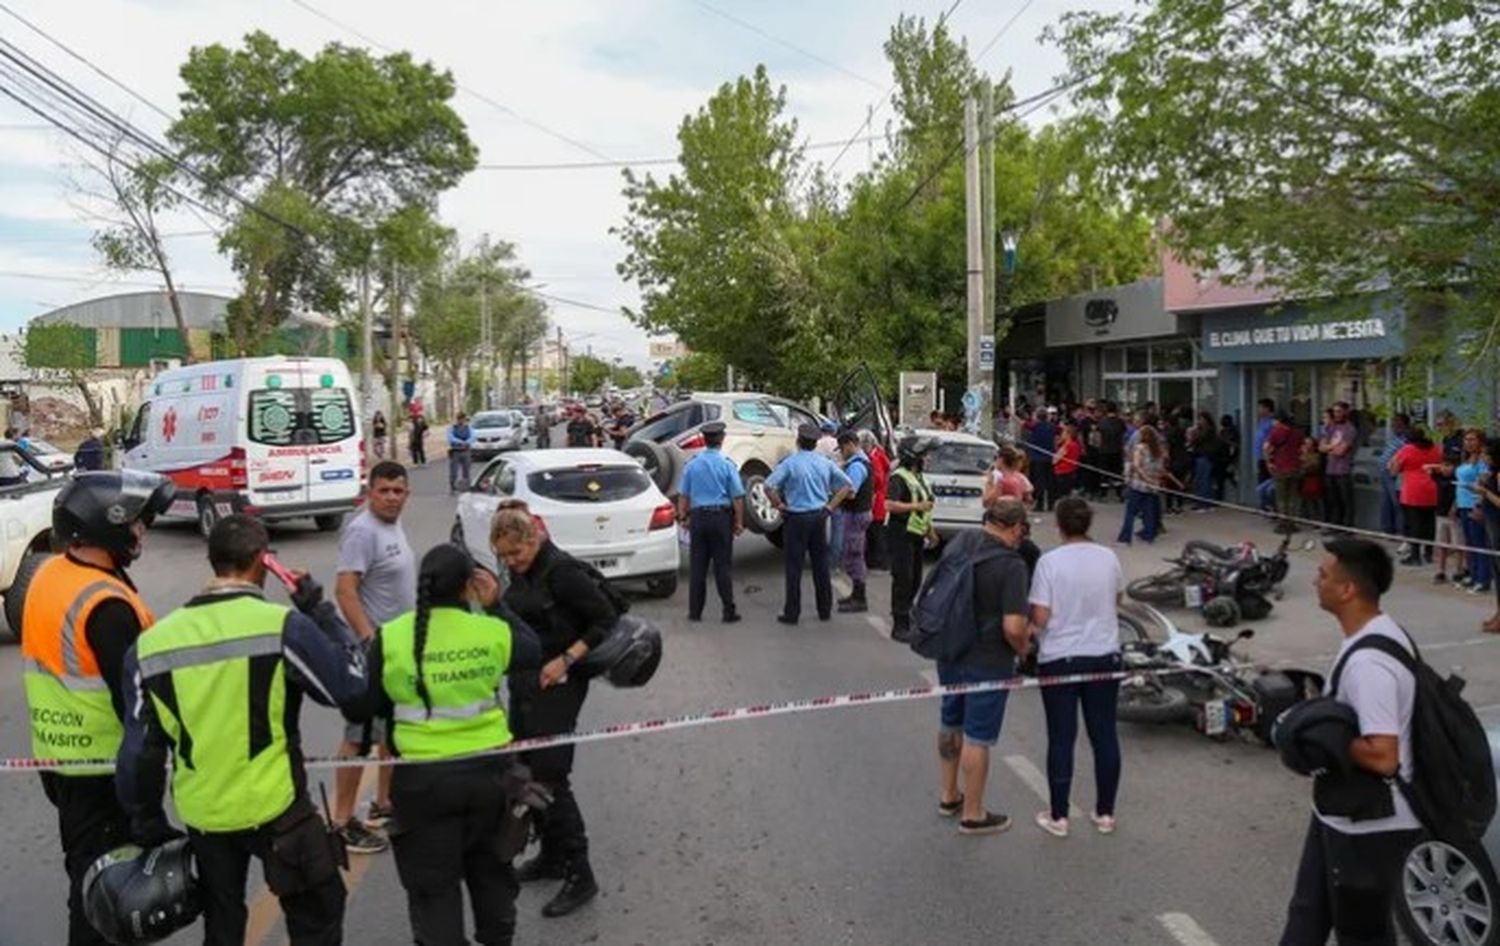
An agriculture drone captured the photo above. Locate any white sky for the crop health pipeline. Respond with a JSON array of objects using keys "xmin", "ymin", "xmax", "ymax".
[{"xmin": 0, "ymin": 0, "xmax": 1129, "ymax": 366}]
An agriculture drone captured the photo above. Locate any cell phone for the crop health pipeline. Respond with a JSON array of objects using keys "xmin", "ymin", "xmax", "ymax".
[{"xmin": 262, "ymin": 551, "xmax": 299, "ymax": 591}]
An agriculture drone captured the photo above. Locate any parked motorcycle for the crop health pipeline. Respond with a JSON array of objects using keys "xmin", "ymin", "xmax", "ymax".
[
  {"xmin": 1125, "ymin": 533, "xmax": 1292, "ymax": 627},
  {"xmin": 1116, "ymin": 603, "xmax": 1322, "ymax": 743}
]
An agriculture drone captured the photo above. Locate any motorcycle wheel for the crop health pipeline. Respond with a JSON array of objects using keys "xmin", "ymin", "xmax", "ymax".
[
  {"xmin": 1237, "ymin": 592, "xmax": 1274, "ymax": 621},
  {"xmin": 1117, "ymin": 684, "xmax": 1193, "ymax": 724},
  {"xmin": 1126, "ymin": 573, "xmax": 1190, "ymax": 605}
]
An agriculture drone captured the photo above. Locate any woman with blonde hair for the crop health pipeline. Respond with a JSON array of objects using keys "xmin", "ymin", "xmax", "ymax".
[{"xmin": 1117, "ymin": 425, "xmax": 1169, "ymax": 545}]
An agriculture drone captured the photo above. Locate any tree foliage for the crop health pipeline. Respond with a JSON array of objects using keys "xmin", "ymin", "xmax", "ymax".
[
  {"xmin": 569, "ymin": 355, "xmax": 612, "ymax": 394},
  {"xmin": 1052, "ymin": 0, "xmax": 1500, "ymax": 386},
  {"xmin": 23, "ymin": 323, "xmax": 104, "ymax": 427},
  {"xmin": 615, "ymin": 17, "xmax": 1154, "ymax": 400},
  {"xmin": 169, "ymin": 31, "xmax": 477, "ymax": 352}
]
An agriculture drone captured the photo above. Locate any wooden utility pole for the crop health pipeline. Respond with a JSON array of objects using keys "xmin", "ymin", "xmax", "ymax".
[
  {"xmin": 963, "ymin": 97, "xmax": 984, "ymax": 435},
  {"xmin": 979, "ymin": 84, "xmax": 996, "ymax": 438}
]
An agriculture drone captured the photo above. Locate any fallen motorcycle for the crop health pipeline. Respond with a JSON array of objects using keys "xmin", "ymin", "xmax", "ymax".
[
  {"xmin": 1125, "ymin": 533, "xmax": 1292, "ymax": 627},
  {"xmin": 1115, "ymin": 602, "xmax": 1322, "ymax": 744}
]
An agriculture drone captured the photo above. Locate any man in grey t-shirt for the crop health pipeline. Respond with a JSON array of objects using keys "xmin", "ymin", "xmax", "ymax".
[
  {"xmin": 329, "ymin": 460, "xmax": 416, "ymax": 854},
  {"xmin": 1319, "ymin": 401, "xmax": 1358, "ymax": 528}
]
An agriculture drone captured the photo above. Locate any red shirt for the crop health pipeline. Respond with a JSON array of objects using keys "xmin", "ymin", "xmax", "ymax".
[
  {"xmin": 1055, "ymin": 439, "xmax": 1082, "ymax": 475},
  {"xmin": 1266, "ymin": 424, "xmax": 1303, "ymax": 476},
  {"xmin": 869, "ymin": 446, "xmax": 891, "ymax": 521},
  {"xmin": 1394, "ymin": 442, "xmax": 1444, "ymax": 508}
]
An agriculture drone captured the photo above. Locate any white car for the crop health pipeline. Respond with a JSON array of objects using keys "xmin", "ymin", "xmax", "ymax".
[
  {"xmin": 452, "ymin": 448, "xmax": 680, "ymax": 597},
  {"xmin": 912, "ymin": 428, "xmax": 999, "ymax": 533},
  {"xmin": 19, "ymin": 438, "xmax": 73, "ymax": 473},
  {"xmin": 0, "ymin": 440, "xmax": 73, "ymax": 640},
  {"xmin": 470, "ymin": 410, "xmax": 524, "ymax": 459}
]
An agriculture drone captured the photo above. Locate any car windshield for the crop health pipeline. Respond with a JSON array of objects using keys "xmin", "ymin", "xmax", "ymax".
[
  {"xmin": 474, "ymin": 414, "xmax": 512, "ymax": 429},
  {"xmin": 926, "ymin": 441, "xmax": 997, "ymax": 475},
  {"xmin": 528, "ymin": 466, "xmax": 652, "ymax": 502}
]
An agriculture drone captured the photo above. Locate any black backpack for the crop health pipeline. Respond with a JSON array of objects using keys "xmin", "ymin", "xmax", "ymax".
[
  {"xmin": 908, "ymin": 532, "xmax": 1009, "ymax": 663},
  {"xmin": 1331, "ymin": 630, "xmax": 1496, "ymax": 843}
]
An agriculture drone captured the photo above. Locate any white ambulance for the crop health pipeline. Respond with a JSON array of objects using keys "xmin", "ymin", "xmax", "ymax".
[{"xmin": 123, "ymin": 357, "xmax": 364, "ymax": 536}]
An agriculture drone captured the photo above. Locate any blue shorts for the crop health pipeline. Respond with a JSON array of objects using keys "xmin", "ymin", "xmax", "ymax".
[{"xmin": 938, "ymin": 661, "xmax": 1012, "ymax": 747}]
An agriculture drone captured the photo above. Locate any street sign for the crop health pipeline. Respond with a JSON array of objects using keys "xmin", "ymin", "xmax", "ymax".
[{"xmin": 979, "ymin": 334, "xmax": 995, "ymax": 372}]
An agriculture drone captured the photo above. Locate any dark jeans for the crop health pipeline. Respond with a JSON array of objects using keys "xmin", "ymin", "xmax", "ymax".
[
  {"xmin": 1117, "ymin": 489, "xmax": 1161, "ymax": 544},
  {"xmin": 511, "ymin": 676, "xmax": 591, "ymax": 873},
  {"xmin": 391, "ymin": 760, "xmax": 519, "ymax": 946},
  {"xmin": 1193, "ymin": 456, "xmax": 1214, "ymax": 507},
  {"xmin": 40, "ymin": 773, "xmax": 129, "ymax": 946},
  {"xmin": 1379, "ymin": 476, "xmax": 1404, "ymax": 539},
  {"xmin": 865, "ymin": 519, "xmax": 889, "ymax": 571},
  {"xmin": 1031, "ymin": 461, "xmax": 1056, "ymax": 511},
  {"xmin": 1279, "ymin": 816, "xmax": 1418, "ymax": 945},
  {"xmin": 781, "ymin": 509, "xmax": 832, "ymax": 621},
  {"xmin": 1402, "ymin": 504, "xmax": 1436, "ymax": 562},
  {"xmin": 448, "ymin": 449, "xmax": 472, "ymax": 491},
  {"xmin": 1054, "ymin": 472, "xmax": 1078, "ymax": 499},
  {"xmin": 1326, "ymin": 473, "xmax": 1355, "ymax": 528},
  {"xmin": 888, "ymin": 524, "xmax": 924, "ymax": 631},
  {"xmin": 191, "ymin": 803, "xmax": 346, "ymax": 946},
  {"xmin": 410, "ymin": 436, "xmax": 427, "ymax": 465},
  {"xmin": 1462, "ymin": 513, "xmax": 1493, "ymax": 589},
  {"xmin": 688, "ymin": 507, "xmax": 736, "ymax": 619},
  {"xmin": 1082, "ymin": 448, "xmax": 1101, "ymax": 496},
  {"xmin": 1038, "ymin": 654, "xmax": 1123, "ymax": 821}
]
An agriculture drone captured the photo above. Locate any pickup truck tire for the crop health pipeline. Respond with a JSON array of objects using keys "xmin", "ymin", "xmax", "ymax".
[
  {"xmin": 5, "ymin": 551, "xmax": 51, "ymax": 642},
  {"xmin": 314, "ymin": 513, "xmax": 345, "ymax": 533},
  {"xmin": 625, "ymin": 441, "xmax": 677, "ymax": 494}
]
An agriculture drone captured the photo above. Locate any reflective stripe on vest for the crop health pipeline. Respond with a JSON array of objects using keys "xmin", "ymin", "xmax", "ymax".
[
  {"xmin": 21, "ymin": 557, "xmax": 154, "ymax": 772},
  {"xmin": 137, "ymin": 595, "xmax": 294, "ymax": 832},
  {"xmin": 892, "ymin": 467, "xmax": 933, "ymax": 535},
  {"xmin": 381, "ymin": 607, "xmax": 513, "ymax": 761}
]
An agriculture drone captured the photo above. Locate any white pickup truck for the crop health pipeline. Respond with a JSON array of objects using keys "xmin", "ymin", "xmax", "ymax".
[{"xmin": 0, "ymin": 441, "xmax": 74, "ymax": 641}]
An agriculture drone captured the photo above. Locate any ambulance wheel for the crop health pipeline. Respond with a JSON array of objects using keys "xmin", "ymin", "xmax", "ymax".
[
  {"xmin": 314, "ymin": 513, "xmax": 345, "ymax": 533},
  {"xmin": 196, "ymin": 495, "xmax": 219, "ymax": 539}
]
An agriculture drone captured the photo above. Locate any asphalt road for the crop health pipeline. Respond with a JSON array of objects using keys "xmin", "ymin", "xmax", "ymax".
[{"xmin": 3, "ymin": 454, "xmax": 1496, "ymax": 945}]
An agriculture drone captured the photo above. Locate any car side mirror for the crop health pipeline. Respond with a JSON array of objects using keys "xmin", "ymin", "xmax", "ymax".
[{"xmin": 123, "ymin": 436, "xmax": 140, "ymax": 452}]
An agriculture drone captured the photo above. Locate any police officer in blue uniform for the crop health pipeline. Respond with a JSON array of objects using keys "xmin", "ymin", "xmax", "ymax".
[
  {"xmin": 765, "ymin": 424, "xmax": 853, "ymax": 625},
  {"xmin": 676, "ymin": 421, "xmax": 745, "ymax": 623}
]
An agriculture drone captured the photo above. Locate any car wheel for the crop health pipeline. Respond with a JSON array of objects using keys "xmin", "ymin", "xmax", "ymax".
[
  {"xmin": 4, "ymin": 550, "xmax": 51, "ymax": 642},
  {"xmin": 314, "ymin": 513, "xmax": 344, "ymax": 533},
  {"xmin": 626, "ymin": 440, "xmax": 677, "ymax": 493},
  {"xmin": 196, "ymin": 494, "xmax": 219, "ymax": 539},
  {"xmin": 741, "ymin": 466, "xmax": 780, "ymax": 534},
  {"xmin": 1398, "ymin": 837, "xmax": 1498, "ymax": 946},
  {"xmin": 645, "ymin": 574, "xmax": 678, "ymax": 598}
]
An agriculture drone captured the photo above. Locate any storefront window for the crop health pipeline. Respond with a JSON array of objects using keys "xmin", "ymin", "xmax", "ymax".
[
  {"xmin": 1103, "ymin": 347, "xmax": 1124, "ymax": 373},
  {"xmin": 1153, "ymin": 340, "xmax": 1193, "ymax": 372},
  {"xmin": 1100, "ymin": 338, "xmax": 1217, "ymax": 412},
  {"xmin": 1125, "ymin": 346, "xmax": 1149, "ymax": 373},
  {"xmin": 1196, "ymin": 376, "xmax": 1219, "ymax": 418}
]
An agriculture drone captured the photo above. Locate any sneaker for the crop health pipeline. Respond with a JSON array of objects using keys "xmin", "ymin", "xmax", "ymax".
[
  {"xmin": 1434, "ymin": 572, "xmax": 1449, "ymax": 585},
  {"xmin": 958, "ymin": 812, "xmax": 1012, "ymax": 836},
  {"xmin": 1035, "ymin": 811, "xmax": 1069, "ymax": 838},
  {"xmin": 338, "ymin": 818, "xmax": 388, "ymax": 854},
  {"xmin": 364, "ymin": 802, "xmax": 394, "ymax": 829},
  {"xmin": 1472, "ymin": 585, "xmax": 1491, "ymax": 596},
  {"xmin": 1091, "ymin": 813, "xmax": 1117, "ymax": 835},
  {"xmin": 938, "ymin": 795, "xmax": 963, "ymax": 818}
]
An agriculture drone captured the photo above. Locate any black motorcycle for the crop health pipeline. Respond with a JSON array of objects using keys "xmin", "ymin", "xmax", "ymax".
[{"xmin": 1125, "ymin": 533, "xmax": 1292, "ymax": 627}]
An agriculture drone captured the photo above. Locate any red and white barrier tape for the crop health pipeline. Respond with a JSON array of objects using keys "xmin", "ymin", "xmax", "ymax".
[{"xmin": 0, "ymin": 668, "xmax": 1132, "ymax": 773}]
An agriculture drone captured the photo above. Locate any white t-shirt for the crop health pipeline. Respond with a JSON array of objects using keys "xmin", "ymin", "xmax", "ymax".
[
  {"xmin": 1316, "ymin": 613, "xmax": 1421, "ymax": 835},
  {"xmin": 1028, "ymin": 542, "xmax": 1124, "ymax": 661}
]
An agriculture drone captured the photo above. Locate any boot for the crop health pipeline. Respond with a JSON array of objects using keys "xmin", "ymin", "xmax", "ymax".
[
  {"xmin": 890, "ymin": 620, "xmax": 913, "ymax": 644},
  {"xmin": 541, "ymin": 864, "xmax": 599, "ymax": 918},
  {"xmin": 837, "ymin": 581, "xmax": 868, "ymax": 613},
  {"xmin": 515, "ymin": 852, "xmax": 566, "ymax": 884}
]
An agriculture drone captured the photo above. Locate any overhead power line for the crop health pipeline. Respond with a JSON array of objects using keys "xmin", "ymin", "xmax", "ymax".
[
  {"xmin": 971, "ymin": 0, "xmax": 1038, "ymax": 66},
  {"xmin": 475, "ymin": 133, "xmax": 887, "ymax": 172},
  {"xmin": 287, "ymin": 0, "xmax": 614, "ymax": 163},
  {"xmin": 689, "ymin": 0, "xmax": 884, "ymax": 91}
]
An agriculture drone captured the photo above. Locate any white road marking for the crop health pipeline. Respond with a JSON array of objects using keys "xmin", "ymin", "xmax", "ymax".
[
  {"xmin": 1003, "ymin": 754, "xmax": 1081, "ymax": 819},
  {"xmin": 866, "ymin": 614, "xmax": 889, "ymax": 638},
  {"xmin": 1157, "ymin": 913, "xmax": 1224, "ymax": 946},
  {"xmin": 919, "ymin": 668, "xmax": 938, "ymax": 687}
]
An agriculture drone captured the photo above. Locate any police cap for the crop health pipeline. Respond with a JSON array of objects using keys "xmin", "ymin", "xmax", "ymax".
[{"xmin": 701, "ymin": 421, "xmax": 727, "ymax": 435}]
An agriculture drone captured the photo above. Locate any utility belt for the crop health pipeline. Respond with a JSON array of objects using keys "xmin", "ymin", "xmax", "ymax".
[
  {"xmin": 692, "ymin": 505, "xmax": 731, "ymax": 513},
  {"xmin": 211, "ymin": 796, "xmax": 347, "ymax": 897}
]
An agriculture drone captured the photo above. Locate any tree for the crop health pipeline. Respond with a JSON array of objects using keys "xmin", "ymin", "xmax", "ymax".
[
  {"xmin": 569, "ymin": 355, "xmax": 611, "ymax": 394},
  {"xmin": 615, "ymin": 66, "xmax": 807, "ymax": 391},
  {"xmin": 611, "ymin": 364, "xmax": 644, "ymax": 389},
  {"xmin": 670, "ymin": 351, "xmax": 726, "ymax": 391},
  {"xmin": 169, "ymin": 31, "xmax": 477, "ymax": 351},
  {"xmin": 23, "ymin": 323, "xmax": 105, "ymax": 428},
  {"xmin": 1052, "ymin": 0, "xmax": 1500, "ymax": 389},
  {"xmin": 81, "ymin": 137, "xmax": 194, "ymax": 361}
]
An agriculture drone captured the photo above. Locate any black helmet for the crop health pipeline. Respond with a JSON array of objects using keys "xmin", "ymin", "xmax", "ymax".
[
  {"xmin": 54, "ymin": 472, "xmax": 175, "ymax": 564},
  {"xmin": 575, "ymin": 615, "xmax": 662, "ymax": 688},
  {"xmin": 1202, "ymin": 595, "xmax": 1240, "ymax": 628},
  {"xmin": 83, "ymin": 838, "xmax": 200, "ymax": 945},
  {"xmin": 1272, "ymin": 697, "xmax": 1359, "ymax": 777},
  {"xmin": 896, "ymin": 435, "xmax": 937, "ymax": 465}
]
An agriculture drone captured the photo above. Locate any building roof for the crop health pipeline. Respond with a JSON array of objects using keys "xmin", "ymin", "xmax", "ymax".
[{"xmin": 30, "ymin": 290, "xmax": 333, "ymax": 330}]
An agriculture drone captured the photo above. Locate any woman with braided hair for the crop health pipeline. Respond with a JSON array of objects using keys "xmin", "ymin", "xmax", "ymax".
[{"xmin": 355, "ymin": 542, "xmax": 540, "ymax": 946}]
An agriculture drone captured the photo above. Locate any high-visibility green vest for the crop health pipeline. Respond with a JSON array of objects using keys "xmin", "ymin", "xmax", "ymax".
[
  {"xmin": 892, "ymin": 466, "xmax": 934, "ymax": 535},
  {"xmin": 136, "ymin": 593, "xmax": 294, "ymax": 833},
  {"xmin": 381, "ymin": 607, "xmax": 512, "ymax": 761}
]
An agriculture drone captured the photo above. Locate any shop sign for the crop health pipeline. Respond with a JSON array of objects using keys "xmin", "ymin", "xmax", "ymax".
[
  {"xmin": 1198, "ymin": 303, "xmax": 1402, "ymax": 363},
  {"xmin": 1206, "ymin": 318, "xmax": 1387, "ymax": 350}
]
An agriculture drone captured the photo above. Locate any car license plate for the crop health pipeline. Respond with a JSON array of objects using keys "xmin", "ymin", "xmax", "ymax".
[
  {"xmin": 940, "ymin": 496, "xmax": 969, "ymax": 506},
  {"xmin": 1203, "ymin": 700, "xmax": 1230, "ymax": 736},
  {"xmin": 590, "ymin": 558, "xmax": 620, "ymax": 571},
  {"xmin": 1184, "ymin": 586, "xmax": 1204, "ymax": 608}
]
